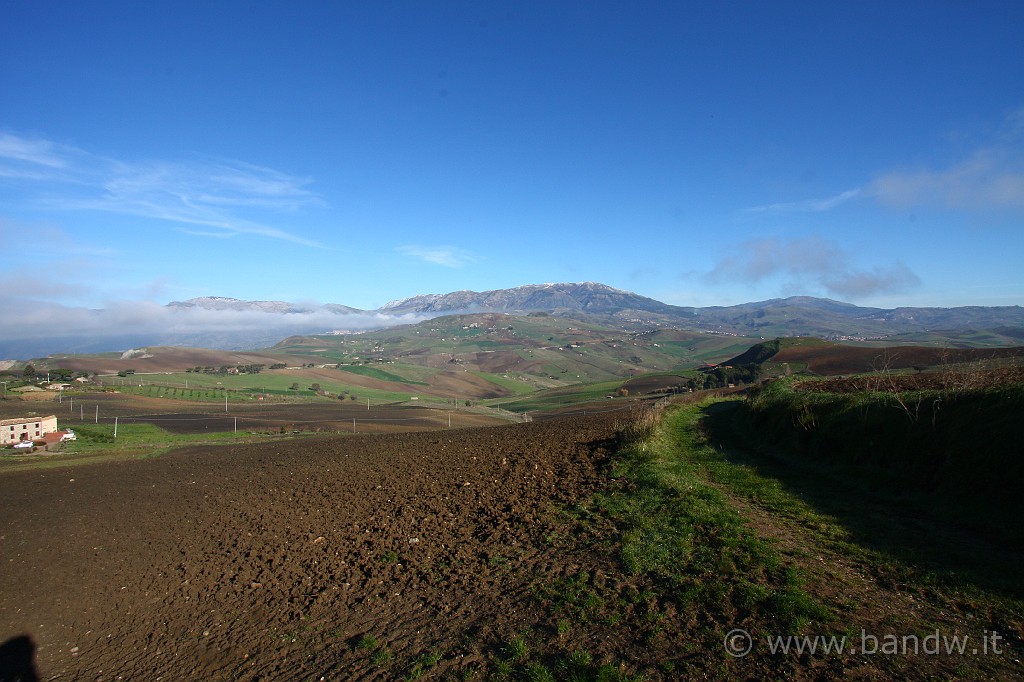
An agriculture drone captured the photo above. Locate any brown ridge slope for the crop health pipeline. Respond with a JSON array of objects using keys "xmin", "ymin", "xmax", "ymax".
[
  {"xmin": 0, "ymin": 414, "xmax": 620, "ymax": 680},
  {"xmin": 772, "ymin": 344, "xmax": 1024, "ymax": 376}
]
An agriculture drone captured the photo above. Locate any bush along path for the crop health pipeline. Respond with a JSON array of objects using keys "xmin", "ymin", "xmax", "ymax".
[{"xmin": 693, "ymin": 397, "xmax": 1023, "ymax": 680}]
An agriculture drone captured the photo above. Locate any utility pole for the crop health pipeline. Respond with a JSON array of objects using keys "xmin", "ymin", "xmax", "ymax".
[
  {"xmin": 114, "ymin": 416, "xmax": 118, "ymax": 438},
  {"xmin": 95, "ymin": 405, "xmax": 99, "ymax": 423}
]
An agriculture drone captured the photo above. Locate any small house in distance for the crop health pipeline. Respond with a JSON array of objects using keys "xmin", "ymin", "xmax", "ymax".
[{"xmin": 1, "ymin": 415, "xmax": 58, "ymax": 445}]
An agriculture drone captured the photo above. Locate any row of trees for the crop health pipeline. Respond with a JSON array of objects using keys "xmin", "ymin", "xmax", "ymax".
[
  {"xmin": 9, "ymin": 365, "xmax": 89, "ymax": 381},
  {"xmin": 696, "ymin": 363, "xmax": 760, "ymax": 389},
  {"xmin": 186, "ymin": 364, "xmax": 266, "ymax": 374}
]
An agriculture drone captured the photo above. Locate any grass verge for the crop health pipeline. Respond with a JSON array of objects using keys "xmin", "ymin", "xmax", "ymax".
[
  {"xmin": 491, "ymin": 399, "xmax": 833, "ymax": 680},
  {"xmin": 593, "ymin": 401, "xmax": 829, "ymax": 631}
]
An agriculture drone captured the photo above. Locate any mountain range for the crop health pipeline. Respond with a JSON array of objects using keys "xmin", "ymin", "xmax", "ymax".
[
  {"xmin": 6, "ymin": 283, "xmax": 1024, "ymax": 360},
  {"xmin": 171, "ymin": 283, "xmax": 1024, "ymax": 342}
]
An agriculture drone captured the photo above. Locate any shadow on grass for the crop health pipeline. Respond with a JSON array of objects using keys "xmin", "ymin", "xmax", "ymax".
[{"xmin": 699, "ymin": 400, "xmax": 1024, "ymax": 604}]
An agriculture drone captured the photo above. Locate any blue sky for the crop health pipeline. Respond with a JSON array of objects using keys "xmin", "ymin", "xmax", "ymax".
[{"xmin": 2, "ymin": 1, "xmax": 1023, "ymax": 332}]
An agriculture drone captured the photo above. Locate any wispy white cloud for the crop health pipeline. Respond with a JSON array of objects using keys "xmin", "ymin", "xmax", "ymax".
[
  {"xmin": 0, "ymin": 131, "xmax": 324, "ymax": 245},
  {"xmin": 870, "ymin": 107, "xmax": 1024, "ymax": 213},
  {"xmin": 0, "ymin": 132, "xmax": 73, "ymax": 171},
  {"xmin": 397, "ymin": 244, "xmax": 482, "ymax": 268},
  {"xmin": 744, "ymin": 188, "xmax": 861, "ymax": 214},
  {"xmin": 870, "ymin": 148, "xmax": 1024, "ymax": 212},
  {"xmin": 707, "ymin": 234, "xmax": 920, "ymax": 299}
]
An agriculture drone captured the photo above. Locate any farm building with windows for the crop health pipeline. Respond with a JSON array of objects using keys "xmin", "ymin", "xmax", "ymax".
[{"xmin": 1, "ymin": 415, "xmax": 58, "ymax": 445}]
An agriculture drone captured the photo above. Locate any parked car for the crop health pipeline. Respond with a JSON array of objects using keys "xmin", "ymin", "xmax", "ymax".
[
  {"xmin": 60, "ymin": 430, "xmax": 77, "ymax": 441},
  {"xmin": 13, "ymin": 441, "xmax": 34, "ymax": 449}
]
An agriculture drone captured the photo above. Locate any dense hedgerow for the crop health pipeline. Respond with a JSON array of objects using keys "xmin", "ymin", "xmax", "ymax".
[{"xmin": 737, "ymin": 377, "xmax": 1024, "ymax": 541}]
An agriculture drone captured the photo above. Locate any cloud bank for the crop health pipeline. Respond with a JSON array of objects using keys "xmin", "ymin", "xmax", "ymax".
[{"xmin": 0, "ymin": 297, "xmax": 425, "ymax": 358}]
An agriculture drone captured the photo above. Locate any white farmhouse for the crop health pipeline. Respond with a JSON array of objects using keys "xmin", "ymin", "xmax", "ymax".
[{"xmin": 1, "ymin": 415, "xmax": 58, "ymax": 445}]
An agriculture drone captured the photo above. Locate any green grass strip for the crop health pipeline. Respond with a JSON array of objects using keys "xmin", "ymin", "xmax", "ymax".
[{"xmin": 594, "ymin": 400, "xmax": 829, "ymax": 630}]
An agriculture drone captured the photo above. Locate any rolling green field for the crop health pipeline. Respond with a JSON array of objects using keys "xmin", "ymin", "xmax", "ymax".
[
  {"xmin": 489, "ymin": 379, "xmax": 628, "ymax": 412},
  {"xmin": 97, "ymin": 371, "xmax": 446, "ymax": 406},
  {"xmin": 469, "ymin": 371, "xmax": 537, "ymax": 396},
  {"xmin": 337, "ymin": 364, "xmax": 430, "ymax": 385}
]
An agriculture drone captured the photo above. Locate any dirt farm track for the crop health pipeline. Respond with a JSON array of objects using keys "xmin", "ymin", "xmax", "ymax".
[{"xmin": 0, "ymin": 413, "xmax": 622, "ymax": 680}]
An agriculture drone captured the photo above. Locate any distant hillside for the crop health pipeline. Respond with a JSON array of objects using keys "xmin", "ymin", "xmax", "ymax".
[
  {"xmin": 722, "ymin": 339, "xmax": 782, "ymax": 367},
  {"xmin": 691, "ymin": 297, "xmax": 1024, "ymax": 339},
  {"xmin": 726, "ymin": 337, "xmax": 1024, "ymax": 377},
  {"xmin": 381, "ymin": 282, "xmax": 686, "ymax": 320},
  {"xmin": 5, "ymin": 281, "xmax": 1024, "ymax": 360},
  {"xmin": 383, "ymin": 285, "xmax": 1024, "ymax": 341},
  {"xmin": 377, "ymin": 284, "xmax": 1024, "ymax": 346},
  {"xmin": 168, "ymin": 296, "xmax": 366, "ymax": 315}
]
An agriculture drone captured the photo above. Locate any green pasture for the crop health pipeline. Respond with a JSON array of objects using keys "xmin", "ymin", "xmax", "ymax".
[
  {"xmin": 490, "ymin": 379, "xmax": 626, "ymax": 412},
  {"xmin": 98, "ymin": 371, "xmax": 440, "ymax": 405},
  {"xmin": 469, "ymin": 371, "xmax": 536, "ymax": 395},
  {"xmin": 337, "ymin": 364, "xmax": 430, "ymax": 385},
  {"xmin": 0, "ymin": 422, "xmax": 269, "ymax": 472}
]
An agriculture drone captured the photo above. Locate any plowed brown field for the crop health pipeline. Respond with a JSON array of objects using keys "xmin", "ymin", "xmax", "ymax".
[{"xmin": 0, "ymin": 414, "xmax": 620, "ymax": 680}]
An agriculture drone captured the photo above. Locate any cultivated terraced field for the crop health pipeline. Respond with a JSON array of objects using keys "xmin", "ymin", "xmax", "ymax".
[{"xmin": 0, "ymin": 415, "xmax": 620, "ymax": 680}]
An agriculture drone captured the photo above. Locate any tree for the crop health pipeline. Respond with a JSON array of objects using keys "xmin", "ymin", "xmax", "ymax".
[
  {"xmin": 289, "ymin": 382, "xmax": 300, "ymax": 391},
  {"xmin": 23, "ymin": 364, "xmax": 36, "ymax": 378},
  {"xmin": 310, "ymin": 383, "xmax": 321, "ymax": 392}
]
